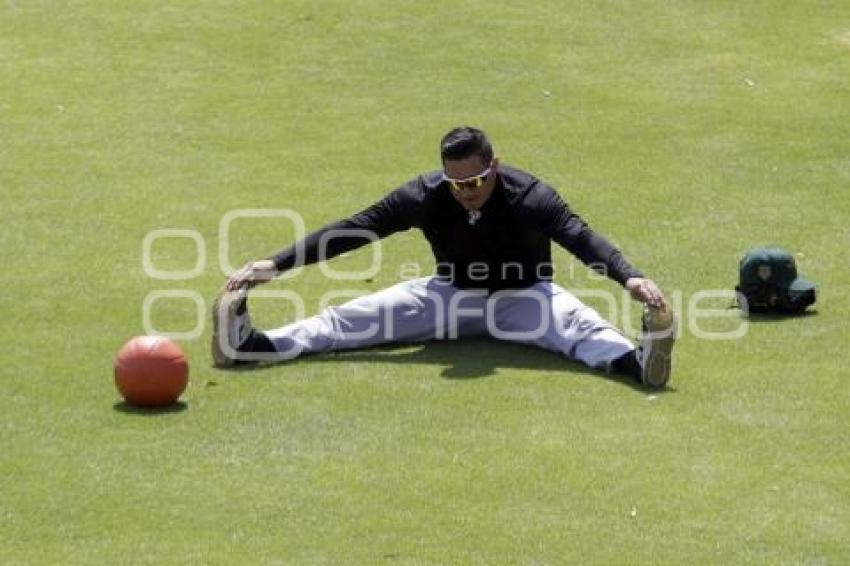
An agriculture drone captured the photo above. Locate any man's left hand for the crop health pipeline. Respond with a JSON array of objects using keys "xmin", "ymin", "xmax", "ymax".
[{"xmin": 625, "ymin": 277, "xmax": 665, "ymax": 308}]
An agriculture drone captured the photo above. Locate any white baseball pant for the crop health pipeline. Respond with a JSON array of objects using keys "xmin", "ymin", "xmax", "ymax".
[{"xmin": 262, "ymin": 277, "xmax": 634, "ymax": 370}]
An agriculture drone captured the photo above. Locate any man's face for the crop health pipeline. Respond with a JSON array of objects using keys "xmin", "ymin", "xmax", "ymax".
[{"xmin": 443, "ymin": 155, "xmax": 499, "ymax": 211}]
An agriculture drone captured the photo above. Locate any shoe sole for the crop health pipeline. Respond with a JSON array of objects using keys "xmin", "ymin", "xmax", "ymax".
[
  {"xmin": 211, "ymin": 289, "xmax": 243, "ymax": 368},
  {"xmin": 641, "ymin": 306, "xmax": 676, "ymax": 388}
]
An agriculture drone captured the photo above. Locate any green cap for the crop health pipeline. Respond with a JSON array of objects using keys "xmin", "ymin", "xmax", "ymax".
[{"xmin": 739, "ymin": 246, "xmax": 817, "ymax": 293}]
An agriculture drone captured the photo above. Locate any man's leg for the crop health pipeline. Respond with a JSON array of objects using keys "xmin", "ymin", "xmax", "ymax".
[
  {"xmin": 486, "ymin": 281, "xmax": 633, "ymax": 369},
  {"xmin": 486, "ymin": 282, "xmax": 675, "ymax": 387},
  {"xmin": 212, "ymin": 277, "xmax": 487, "ymax": 366}
]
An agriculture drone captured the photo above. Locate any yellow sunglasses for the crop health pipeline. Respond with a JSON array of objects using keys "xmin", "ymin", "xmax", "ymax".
[{"xmin": 443, "ymin": 166, "xmax": 493, "ymax": 192}]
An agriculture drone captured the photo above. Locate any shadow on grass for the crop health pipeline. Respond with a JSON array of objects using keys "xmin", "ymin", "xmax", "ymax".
[
  {"xmin": 214, "ymin": 338, "xmax": 672, "ymax": 395},
  {"xmin": 742, "ymin": 310, "xmax": 819, "ymax": 324},
  {"xmin": 113, "ymin": 401, "xmax": 188, "ymax": 415}
]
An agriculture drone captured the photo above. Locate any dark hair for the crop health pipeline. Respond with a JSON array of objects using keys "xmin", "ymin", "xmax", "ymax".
[{"xmin": 440, "ymin": 126, "xmax": 494, "ymax": 164}]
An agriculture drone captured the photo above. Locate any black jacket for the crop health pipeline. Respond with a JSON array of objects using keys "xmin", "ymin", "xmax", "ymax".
[{"xmin": 270, "ymin": 165, "xmax": 642, "ymax": 292}]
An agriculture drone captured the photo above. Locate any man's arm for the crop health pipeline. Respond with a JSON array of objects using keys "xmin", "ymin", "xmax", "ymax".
[
  {"xmin": 531, "ymin": 183, "xmax": 665, "ymax": 307},
  {"xmin": 226, "ymin": 182, "xmax": 419, "ymax": 290}
]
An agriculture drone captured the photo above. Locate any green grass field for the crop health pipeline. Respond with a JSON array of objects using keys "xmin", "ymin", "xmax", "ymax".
[{"xmin": 2, "ymin": 1, "xmax": 849, "ymax": 563}]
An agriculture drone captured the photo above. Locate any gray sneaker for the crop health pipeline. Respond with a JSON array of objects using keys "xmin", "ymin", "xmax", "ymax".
[
  {"xmin": 636, "ymin": 303, "xmax": 677, "ymax": 388},
  {"xmin": 211, "ymin": 288, "xmax": 254, "ymax": 368}
]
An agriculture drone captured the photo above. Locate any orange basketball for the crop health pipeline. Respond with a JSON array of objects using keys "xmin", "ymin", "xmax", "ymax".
[{"xmin": 114, "ymin": 336, "xmax": 189, "ymax": 407}]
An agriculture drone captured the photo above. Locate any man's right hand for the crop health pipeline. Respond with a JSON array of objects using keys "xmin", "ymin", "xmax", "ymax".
[{"xmin": 225, "ymin": 259, "xmax": 278, "ymax": 291}]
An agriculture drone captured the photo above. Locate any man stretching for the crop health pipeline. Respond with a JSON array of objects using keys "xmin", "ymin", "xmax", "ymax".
[{"xmin": 212, "ymin": 127, "xmax": 676, "ymax": 387}]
